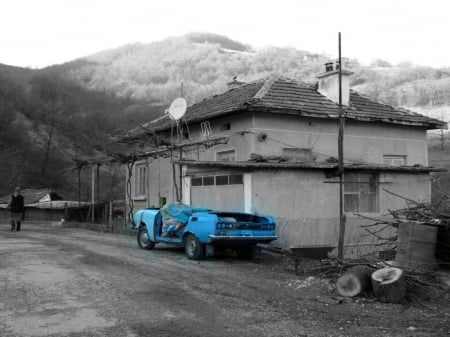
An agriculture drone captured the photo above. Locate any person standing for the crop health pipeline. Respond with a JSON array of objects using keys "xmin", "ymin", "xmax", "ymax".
[{"xmin": 8, "ymin": 187, "xmax": 24, "ymax": 231}]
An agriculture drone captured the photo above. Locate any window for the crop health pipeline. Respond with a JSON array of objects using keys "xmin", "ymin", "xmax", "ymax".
[
  {"xmin": 219, "ymin": 122, "xmax": 231, "ymax": 132},
  {"xmin": 182, "ymin": 128, "xmax": 190, "ymax": 140},
  {"xmin": 216, "ymin": 149, "xmax": 236, "ymax": 161},
  {"xmin": 282, "ymin": 148, "xmax": 314, "ymax": 162},
  {"xmin": 383, "ymin": 155, "xmax": 406, "ymax": 166},
  {"xmin": 215, "ymin": 175, "xmax": 229, "ymax": 185},
  {"xmin": 135, "ymin": 164, "xmax": 148, "ymax": 197},
  {"xmin": 190, "ymin": 174, "xmax": 243, "ymax": 186},
  {"xmin": 203, "ymin": 176, "xmax": 214, "ymax": 186},
  {"xmin": 344, "ymin": 172, "xmax": 378, "ymax": 213},
  {"xmin": 191, "ymin": 177, "xmax": 202, "ymax": 186},
  {"xmin": 229, "ymin": 174, "xmax": 243, "ymax": 185}
]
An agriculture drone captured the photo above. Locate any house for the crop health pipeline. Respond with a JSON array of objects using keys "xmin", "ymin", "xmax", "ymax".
[{"xmin": 121, "ymin": 62, "xmax": 447, "ymax": 257}]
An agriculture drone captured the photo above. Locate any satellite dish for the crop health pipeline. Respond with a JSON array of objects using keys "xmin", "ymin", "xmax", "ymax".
[{"xmin": 166, "ymin": 97, "xmax": 187, "ymax": 120}]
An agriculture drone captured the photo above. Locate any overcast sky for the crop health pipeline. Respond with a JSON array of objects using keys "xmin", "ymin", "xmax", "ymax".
[{"xmin": 1, "ymin": 0, "xmax": 449, "ymax": 69}]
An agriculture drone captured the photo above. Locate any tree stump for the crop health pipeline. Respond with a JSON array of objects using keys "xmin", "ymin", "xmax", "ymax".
[
  {"xmin": 371, "ymin": 267, "xmax": 406, "ymax": 303},
  {"xmin": 336, "ymin": 265, "xmax": 373, "ymax": 297}
]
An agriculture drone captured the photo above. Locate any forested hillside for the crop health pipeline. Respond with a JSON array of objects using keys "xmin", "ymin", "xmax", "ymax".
[
  {"xmin": 0, "ymin": 64, "xmax": 135, "ymax": 200},
  {"xmin": 54, "ymin": 33, "xmax": 450, "ymax": 123},
  {"xmin": 1, "ymin": 32, "xmax": 449, "ymax": 202},
  {"xmin": 57, "ymin": 33, "xmax": 326, "ymax": 105}
]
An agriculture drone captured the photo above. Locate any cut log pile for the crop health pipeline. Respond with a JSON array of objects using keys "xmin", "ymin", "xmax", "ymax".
[
  {"xmin": 315, "ymin": 257, "xmax": 445, "ymax": 303},
  {"xmin": 329, "ymin": 190, "xmax": 450, "ymax": 303},
  {"xmin": 335, "ymin": 265, "xmax": 407, "ymax": 302}
]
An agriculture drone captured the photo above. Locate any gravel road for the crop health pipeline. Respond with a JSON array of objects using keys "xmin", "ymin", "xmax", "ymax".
[{"xmin": 0, "ymin": 223, "xmax": 449, "ymax": 337}]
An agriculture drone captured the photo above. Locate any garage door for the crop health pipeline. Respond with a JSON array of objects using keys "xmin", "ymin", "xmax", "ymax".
[{"xmin": 191, "ymin": 174, "xmax": 244, "ymax": 211}]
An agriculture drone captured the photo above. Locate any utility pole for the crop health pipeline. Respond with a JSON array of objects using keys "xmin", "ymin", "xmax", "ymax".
[
  {"xmin": 179, "ymin": 82, "xmax": 184, "ymax": 202},
  {"xmin": 91, "ymin": 165, "xmax": 95, "ymax": 223},
  {"xmin": 337, "ymin": 32, "xmax": 346, "ymax": 259},
  {"xmin": 96, "ymin": 164, "xmax": 101, "ymax": 220}
]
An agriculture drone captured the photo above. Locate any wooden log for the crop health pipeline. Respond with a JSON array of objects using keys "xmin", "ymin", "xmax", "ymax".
[
  {"xmin": 371, "ymin": 267, "xmax": 406, "ymax": 303},
  {"xmin": 336, "ymin": 265, "xmax": 373, "ymax": 297}
]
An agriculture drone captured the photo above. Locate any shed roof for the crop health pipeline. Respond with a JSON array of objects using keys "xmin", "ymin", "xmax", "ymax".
[
  {"xmin": 123, "ymin": 76, "xmax": 447, "ymax": 141},
  {"xmin": 0, "ymin": 188, "xmax": 63, "ymax": 205},
  {"xmin": 175, "ymin": 160, "xmax": 445, "ymax": 173}
]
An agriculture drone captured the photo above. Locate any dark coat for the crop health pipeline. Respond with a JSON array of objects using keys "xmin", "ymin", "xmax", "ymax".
[{"xmin": 9, "ymin": 194, "xmax": 24, "ymax": 213}]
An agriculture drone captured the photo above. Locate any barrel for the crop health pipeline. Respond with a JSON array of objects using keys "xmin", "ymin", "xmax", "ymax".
[{"xmin": 396, "ymin": 222, "xmax": 438, "ymax": 271}]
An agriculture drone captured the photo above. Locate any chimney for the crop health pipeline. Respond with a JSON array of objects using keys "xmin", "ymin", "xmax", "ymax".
[
  {"xmin": 227, "ymin": 76, "xmax": 246, "ymax": 89},
  {"xmin": 317, "ymin": 61, "xmax": 353, "ymax": 106}
]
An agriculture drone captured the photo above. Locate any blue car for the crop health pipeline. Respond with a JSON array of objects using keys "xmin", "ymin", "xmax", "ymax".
[{"xmin": 133, "ymin": 203, "xmax": 277, "ymax": 260}]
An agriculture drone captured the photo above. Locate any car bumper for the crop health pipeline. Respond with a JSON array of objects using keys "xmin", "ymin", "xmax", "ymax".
[{"xmin": 208, "ymin": 235, "xmax": 277, "ymax": 244}]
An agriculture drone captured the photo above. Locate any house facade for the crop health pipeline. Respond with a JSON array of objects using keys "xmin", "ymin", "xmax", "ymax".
[{"xmin": 123, "ymin": 63, "xmax": 446, "ymax": 257}]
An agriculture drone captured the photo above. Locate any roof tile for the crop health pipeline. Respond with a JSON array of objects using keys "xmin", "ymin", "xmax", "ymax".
[{"xmin": 125, "ymin": 75, "xmax": 446, "ymax": 140}]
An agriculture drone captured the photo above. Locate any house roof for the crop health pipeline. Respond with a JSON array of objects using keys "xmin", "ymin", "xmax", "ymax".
[
  {"xmin": 0, "ymin": 188, "xmax": 63, "ymax": 205},
  {"xmin": 123, "ymin": 76, "xmax": 447, "ymax": 141}
]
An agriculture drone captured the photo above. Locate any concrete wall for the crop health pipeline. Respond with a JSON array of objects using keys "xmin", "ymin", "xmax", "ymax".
[
  {"xmin": 181, "ymin": 113, "xmax": 255, "ymax": 162},
  {"xmin": 249, "ymin": 169, "xmax": 431, "ymax": 257},
  {"xmin": 125, "ymin": 155, "xmax": 177, "ymax": 221},
  {"xmin": 183, "ymin": 111, "xmax": 429, "ymax": 166},
  {"xmin": 251, "ymin": 112, "xmax": 428, "ymax": 165}
]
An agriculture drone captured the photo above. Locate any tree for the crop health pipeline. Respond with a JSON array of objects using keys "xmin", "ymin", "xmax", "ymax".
[{"xmin": 30, "ymin": 75, "xmax": 69, "ymax": 175}]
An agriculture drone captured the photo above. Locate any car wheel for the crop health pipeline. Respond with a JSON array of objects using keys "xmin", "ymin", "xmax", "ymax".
[
  {"xmin": 137, "ymin": 227, "xmax": 155, "ymax": 250},
  {"xmin": 236, "ymin": 246, "xmax": 255, "ymax": 260},
  {"xmin": 184, "ymin": 234, "xmax": 204, "ymax": 260}
]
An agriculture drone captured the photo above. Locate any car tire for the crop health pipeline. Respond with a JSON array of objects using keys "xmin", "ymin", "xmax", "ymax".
[
  {"xmin": 236, "ymin": 246, "xmax": 255, "ymax": 260},
  {"xmin": 184, "ymin": 234, "xmax": 204, "ymax": 260},
  {"xmin": 137, "ymin": 226, "xmax": 155, "ymax": 250}
]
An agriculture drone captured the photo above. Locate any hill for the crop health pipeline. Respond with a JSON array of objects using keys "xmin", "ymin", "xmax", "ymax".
[
  {"xmin": 1, "ymin": 32, "xmax": 449, "ymax": 202},
  {"xmin": 350, "ymin": 64, "xmax": 450, "ymax": 124},
  {"xmin": 52, "ymin": 33, "xmax": 325, "ymax": 105},
  {"xmin": 0, "ymin": 63, "xmax": 135, "ymax": 200},
  {"xmin": 47, "ymin": 33, "xmax": 450, "ymax": 123}
]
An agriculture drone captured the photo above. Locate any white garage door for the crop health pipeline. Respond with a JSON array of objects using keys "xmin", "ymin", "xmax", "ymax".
[{"xmin": 191, "ymin": 174, "xmax": 244, "ymax": 211}]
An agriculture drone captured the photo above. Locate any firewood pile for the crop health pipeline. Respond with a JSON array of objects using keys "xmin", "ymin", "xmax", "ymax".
[
  {"xmin": 362, "ymin": 189, "xmax": 450, "ymax": 262},
  {"xmin": 357, "ymin": 190, "xmax": 449, "ymax": 243},
  {"xmin": 313, "ymin": 190, "xmax": 450, "ymax": 303}
]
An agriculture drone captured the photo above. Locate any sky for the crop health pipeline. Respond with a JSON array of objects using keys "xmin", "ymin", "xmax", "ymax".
[{"xmin": 1, "ymin": 0, "xmax": 450, "ymax": 69}]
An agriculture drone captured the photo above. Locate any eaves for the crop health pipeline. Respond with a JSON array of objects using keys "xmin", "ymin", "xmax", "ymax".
[{"xmin": 174, "ymin": 160, "xmax": 446, "ymax": 173}]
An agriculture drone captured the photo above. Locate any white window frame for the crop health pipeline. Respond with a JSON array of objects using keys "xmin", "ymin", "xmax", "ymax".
[
  {"xmin": 344, "ymin": 172, "xmax": 379, "ymax": 213},
  {"xmin": 216, "ymin": 149, "xmax": 236, "ymax": 161},
  {"xmin": 191, "ymin": 174, "xmax": 243, "ymax": 187},
  {"xmin": 134, "ymin": 163, "xmax": 148, "ymax": 199},
  {"xmin": 383, "ymin": 155, "xmax": 406, "ymax": 166},
  {"xmin": 282, "ymin": 147, "xmax": 314, "ymax": 162}
]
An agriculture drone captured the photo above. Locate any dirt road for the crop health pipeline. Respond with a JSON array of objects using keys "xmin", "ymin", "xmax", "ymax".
[{"xmin": 0, "ymin": 223, "xmax": 449, "ymax": 337}]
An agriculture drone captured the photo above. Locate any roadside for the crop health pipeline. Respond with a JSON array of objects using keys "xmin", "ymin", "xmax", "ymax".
[{"xmin": 0, "ymin": 223, "xmax": 449, "ymax": 337}]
